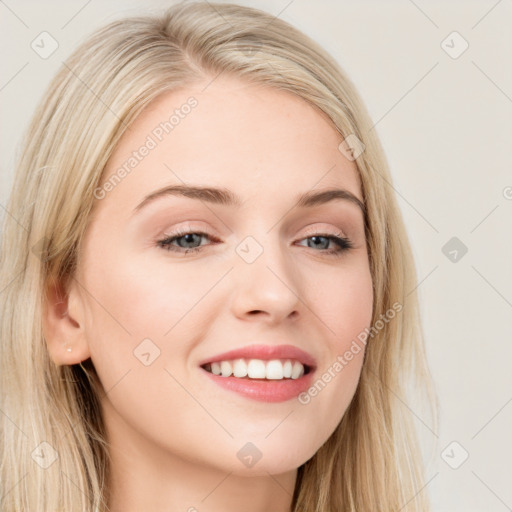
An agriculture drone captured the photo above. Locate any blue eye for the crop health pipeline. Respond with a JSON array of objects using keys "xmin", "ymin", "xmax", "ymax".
[
  {"xmin": 296, "ymin": 234, "xmax": 353, "ymax": 255},
  {"xmin": 157, "ymin": 230, "xmax": 214, "ymax": 254},
  {"xmin": 156, "ymin": 230, "xmax": 353, "ymax": 256}
]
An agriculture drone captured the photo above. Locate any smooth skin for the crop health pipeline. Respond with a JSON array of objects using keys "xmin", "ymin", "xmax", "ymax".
[{"xmin": 44, "ymin": 76, "xmax": 373, "ymax": 512}]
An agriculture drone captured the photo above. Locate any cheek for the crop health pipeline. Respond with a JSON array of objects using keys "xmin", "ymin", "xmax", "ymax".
[
  {"xmin": 81, "ymin": 246, "xmax": 214, "ymax": 346},
  {"xmin": 78, "ymin": 241, "xmax": 230, "ymax": 414},
  {"xmin": 308, "ymin": 258, "xmax": 374, "ymax": 349},
  {"xmin": 296, "ymin": 260, "xmax": 372, "ymax": 426},
  {"xmin": 77, "ymin": 253, "xmax": 212, "ymax": 456}
]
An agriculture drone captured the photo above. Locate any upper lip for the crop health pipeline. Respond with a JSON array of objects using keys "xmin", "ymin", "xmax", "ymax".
[{"xmin": 199, "ymin": 344, "xmax": 317, "ymax": 371}]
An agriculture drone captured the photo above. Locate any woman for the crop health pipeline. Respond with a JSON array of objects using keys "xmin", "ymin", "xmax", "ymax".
[{"xmin": 0, "ymin": 2, "xmax": 437, "ymax": 511}]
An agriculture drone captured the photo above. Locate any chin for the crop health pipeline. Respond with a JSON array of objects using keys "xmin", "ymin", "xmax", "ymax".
[{"xmin": 208, "ymin": 436, "xmax": 322, "ymax": 477}]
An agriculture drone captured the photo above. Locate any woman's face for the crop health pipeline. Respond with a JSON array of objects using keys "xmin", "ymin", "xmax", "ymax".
[{"xmin": 72, "ymin": 76, "xmax": 373, "ymax": 475}]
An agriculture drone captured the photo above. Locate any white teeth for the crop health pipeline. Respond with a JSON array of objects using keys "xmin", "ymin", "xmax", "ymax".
[
  {"xmin": 247, "ymin": 359, "xmax": 266, "ymax": 379},
  {"xmin": 266, "ymin": 359, "xmax": 283, "ymax": 380},
  {"xmin": 291, "ymin": 361, "xmax": 304, "ymax": 379},
  {"xmin": 233, "ymin": 358, "xmax": 248, "ymax": 378},
  {"xmin": 283, "ymin": 360, "xmax": 292, "ymax": 378},
  {"xmin": 211, "ymin": 362, "xmax": 221, "ymax": 375},
  {"xmin": 220, "ymin": 361, "xmax": 233, "ymax": 377},
  {"xmin": 204, "ymin": 358, "xmax": 307, "ymax": 380}
]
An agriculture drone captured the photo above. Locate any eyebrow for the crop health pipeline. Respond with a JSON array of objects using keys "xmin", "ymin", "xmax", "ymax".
[{"xmin": 133, "ymin": 184, "xmax": 365, "ymax": 215}]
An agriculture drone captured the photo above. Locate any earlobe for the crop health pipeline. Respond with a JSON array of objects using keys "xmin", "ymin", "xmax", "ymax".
[{"xmin": 42, "ymin": 276, "xmax": 91, "ymax": 366}]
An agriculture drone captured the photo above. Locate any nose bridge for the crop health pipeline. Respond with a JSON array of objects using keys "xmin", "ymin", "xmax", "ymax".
[{"xmin": 229, "ymin": 227, "xmax": 302, "ymax": 321}]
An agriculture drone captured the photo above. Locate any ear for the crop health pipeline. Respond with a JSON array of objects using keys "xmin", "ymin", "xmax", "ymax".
[{"xmin": 42, "ymin": 275, "xmax": 91, "ymax": 366}]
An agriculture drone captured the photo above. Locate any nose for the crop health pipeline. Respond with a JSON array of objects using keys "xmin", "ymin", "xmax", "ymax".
[{"xmin": 229, "ymin": 236, "xmax": 302, "ymax": 324}]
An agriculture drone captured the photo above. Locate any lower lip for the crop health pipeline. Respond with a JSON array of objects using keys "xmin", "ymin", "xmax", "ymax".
[{"xmin": 200, "ymin": 367, "xmax": 315, "ymax": 403}]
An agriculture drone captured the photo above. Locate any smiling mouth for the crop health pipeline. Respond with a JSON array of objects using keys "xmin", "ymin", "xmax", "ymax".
[{"xmin": 201, "ymin": 358, "xmax": 312, "ymax": 380}]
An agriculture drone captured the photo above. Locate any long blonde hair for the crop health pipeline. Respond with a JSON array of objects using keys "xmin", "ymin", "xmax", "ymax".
[{"xmin": 0, "ymin": 2, "xmax": 437, "ymax": 510}]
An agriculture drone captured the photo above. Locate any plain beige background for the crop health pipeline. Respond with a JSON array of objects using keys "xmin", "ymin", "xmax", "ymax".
[{"xmin": 1, "ymin": 1, "xmax": 511, "ymax": 510}]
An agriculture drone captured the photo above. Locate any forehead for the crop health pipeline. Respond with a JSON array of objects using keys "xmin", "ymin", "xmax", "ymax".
[{"xmin": 98, "ymin": 76, "xmax": 362, "ymax": 215}]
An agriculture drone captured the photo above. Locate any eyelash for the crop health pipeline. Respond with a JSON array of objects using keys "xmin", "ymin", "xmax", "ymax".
[{"xmin": 156, "ymin": 229, "xmax": 353, "ymax": 257}]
